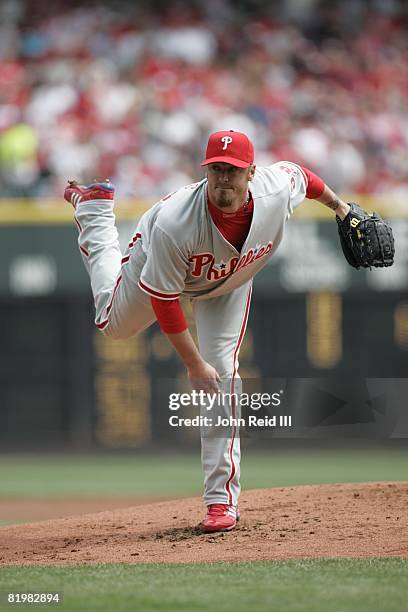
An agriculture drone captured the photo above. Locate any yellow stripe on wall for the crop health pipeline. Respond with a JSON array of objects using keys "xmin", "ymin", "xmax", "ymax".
[
  {"xmin": 0, "ymin": 195, "xmax": 404, "ymax": 225},
  {"xmin": 0, "ymin": 199, "xmax": 152, "ymax": 225}
]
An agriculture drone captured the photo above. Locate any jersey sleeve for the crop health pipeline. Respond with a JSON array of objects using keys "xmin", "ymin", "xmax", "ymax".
[
  {"xmin": 150, "ymin": 297, "xmax": 188, "ymax": 334},
  {"xmin": 300, "ymin": 166, "xmax": 325, "ymax": 199},
  {"xmin": 139, "ymin": 225, "xmax": 189, "ymax": 300},
  {"xmin": 272, "ymin": 161, "xmax": 308, "ymax": 213}
]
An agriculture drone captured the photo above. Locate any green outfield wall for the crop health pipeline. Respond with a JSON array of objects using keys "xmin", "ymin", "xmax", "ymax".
[{"xmin": 0, "ymin": 200, "xmax": 407, "ymax": 449}]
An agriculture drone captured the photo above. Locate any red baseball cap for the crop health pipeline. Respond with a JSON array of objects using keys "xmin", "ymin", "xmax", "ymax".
[{"xmin": 201, "ymin": 130, "xmax": 254, "ymax": 168}]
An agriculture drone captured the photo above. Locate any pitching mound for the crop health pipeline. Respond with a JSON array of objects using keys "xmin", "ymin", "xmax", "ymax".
[
  {"xmin": 1, "ymin": 482, "xmax": 407, "ymax": 566},
  {"xmin": 0, "ymin": 496, "xmax": 180, "ymax": 523}
]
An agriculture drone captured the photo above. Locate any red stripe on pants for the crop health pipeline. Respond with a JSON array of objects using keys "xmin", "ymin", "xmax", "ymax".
[{"xmin": 225, "ymin": 284, "xmax": 252, "ymax": 505}]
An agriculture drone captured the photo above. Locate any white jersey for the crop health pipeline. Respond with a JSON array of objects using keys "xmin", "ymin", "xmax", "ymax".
[
  {"xmin": 137, "ymin": 162, "xmax": 307, "ymax": 301},
  {"xmin": 71, "ymin": 158, "xmax": 309, "ymax": 510}
]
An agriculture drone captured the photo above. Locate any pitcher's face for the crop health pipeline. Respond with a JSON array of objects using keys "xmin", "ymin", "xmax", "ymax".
[{"xmin": 206, "ymin": 162, "xmax": 255, "ymax": 210}]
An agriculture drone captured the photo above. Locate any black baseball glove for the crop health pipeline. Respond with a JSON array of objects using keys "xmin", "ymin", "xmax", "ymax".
[{"xmin": 336, "ymin": 203, "xmax": 395, "ymax": 269}]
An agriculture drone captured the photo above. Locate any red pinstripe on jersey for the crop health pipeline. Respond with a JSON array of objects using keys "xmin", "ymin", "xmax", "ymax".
[{"xmin": 138, "ymin": 279, "xmax": 181, "ymax": 300}]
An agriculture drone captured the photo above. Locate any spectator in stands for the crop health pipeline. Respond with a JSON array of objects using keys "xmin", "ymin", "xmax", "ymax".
[{"xmin": 0, "ymin": 0, "xmax": 406, "ymax": 203}]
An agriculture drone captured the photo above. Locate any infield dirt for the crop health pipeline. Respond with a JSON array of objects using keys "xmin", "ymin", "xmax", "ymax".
[{"xmin": 1, "ymin": 482, "xmax": 407, "ymax": 565}]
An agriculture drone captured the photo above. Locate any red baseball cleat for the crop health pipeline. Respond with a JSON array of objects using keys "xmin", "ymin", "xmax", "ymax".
[
  {"xmin": 64, "ymin": 180, "xmax": 114, "ymax": 209},
  {"xmin": 200, "ymin": 504, "xmax": 240, "ymax": 532}
]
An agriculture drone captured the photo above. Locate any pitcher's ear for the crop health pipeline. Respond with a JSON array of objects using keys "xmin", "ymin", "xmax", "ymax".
[{"xmin": 249, "ymin": 165, "xmax": 256, "ymax": 180}]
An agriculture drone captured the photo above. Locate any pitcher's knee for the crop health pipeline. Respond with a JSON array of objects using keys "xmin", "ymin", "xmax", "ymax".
[{"xmin": 98, "ymin": 322, "xmax": 131, "ymax": 341}]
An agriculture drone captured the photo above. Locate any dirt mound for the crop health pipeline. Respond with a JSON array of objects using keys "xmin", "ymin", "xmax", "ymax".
[
  {"xmin": 1, "ymin": 482, "xmax": 407, "ymax": 566},
  {"xmin": 0, "ymin": 496, "xmax": 180, "ymax": 524}
]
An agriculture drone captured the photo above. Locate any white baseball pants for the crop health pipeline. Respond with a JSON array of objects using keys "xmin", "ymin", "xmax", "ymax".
[{"xmin": 74, "ymin": 198, "xmax": 252, "ymax": 508}]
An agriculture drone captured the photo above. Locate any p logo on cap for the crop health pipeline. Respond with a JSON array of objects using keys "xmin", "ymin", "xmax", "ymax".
[
  {"xmin": 202, "ymin": 130, "xmax": 254, "ymax": 168},
  {"xmin": 221, "ymin": 136, "xmax": 233, "ymax": 150}
]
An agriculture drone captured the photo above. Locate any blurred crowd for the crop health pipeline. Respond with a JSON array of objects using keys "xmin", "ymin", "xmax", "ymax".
[{"xmin": 0, "ymin": 0, "xmax": 407, "ymax": 202}]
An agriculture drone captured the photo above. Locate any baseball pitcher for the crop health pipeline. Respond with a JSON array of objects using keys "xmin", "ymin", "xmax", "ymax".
[{"xmin": 64, "ymin": 130, "xmax": 394, "ymax": 532}]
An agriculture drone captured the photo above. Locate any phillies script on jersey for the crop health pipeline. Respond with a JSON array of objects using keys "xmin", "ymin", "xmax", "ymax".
[
  {"xmin": 190, "ymin": 242, "xmax": 273, "ymax": 281},
  {"xmin": 136, "ymin": 162, "xmax": 307, "ymax": 302}
]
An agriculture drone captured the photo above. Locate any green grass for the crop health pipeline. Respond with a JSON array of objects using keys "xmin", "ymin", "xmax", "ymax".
[
  {"xmin": 0, "ymin": 559, "xmax": 407, "ymax": 611},
  {"xmin": 1, "ymin": 453, "xmax": 406, "ymax": 611},
  {"xmin": 0, "ymin": 449, "xmax": 407, "ymax": 498}
]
